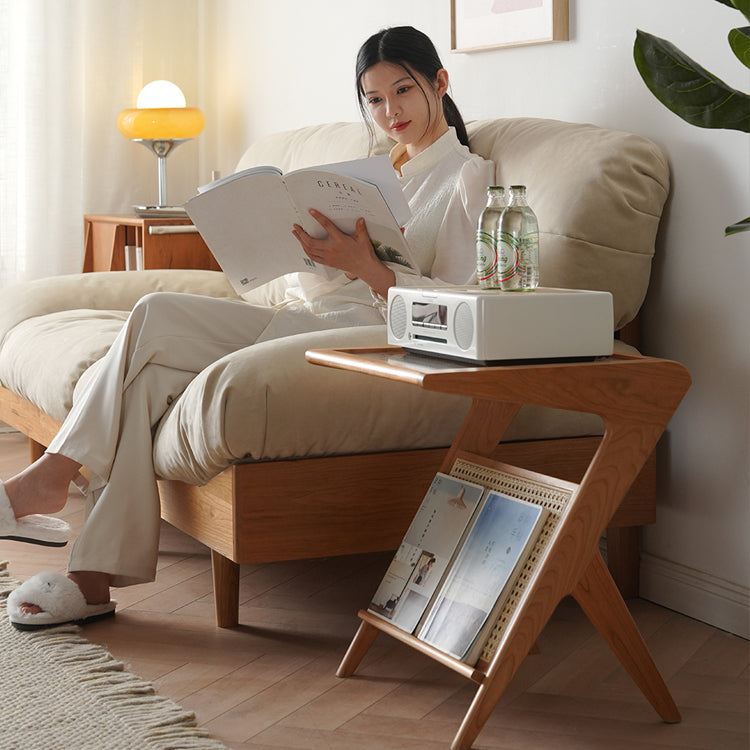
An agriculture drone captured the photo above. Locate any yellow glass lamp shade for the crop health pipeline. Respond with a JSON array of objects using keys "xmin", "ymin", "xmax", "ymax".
[
  {"xmin": 117, "ymin": 106, "xmax": 205, "ymax": 140},
  {"xmin": 118, "ymin": 80, "xmax": 205, "ymax": 211}
]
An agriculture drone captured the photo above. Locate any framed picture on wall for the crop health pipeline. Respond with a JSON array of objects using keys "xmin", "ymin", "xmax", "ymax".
[{"xmin": 450, "ymin": 0, "xmax": 569, "ymax": 52}]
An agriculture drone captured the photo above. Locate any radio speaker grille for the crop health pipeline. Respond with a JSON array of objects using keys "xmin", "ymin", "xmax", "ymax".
[
  {"xmin": 389, "ymin": 294, "xmax": 407, "ymax": 340},
  {"xmin": 454, "ymin": 302, "xmax": 474, "ymax": 350}
]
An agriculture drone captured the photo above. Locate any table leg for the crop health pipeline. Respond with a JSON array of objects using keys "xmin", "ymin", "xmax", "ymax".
[
  {"xmin": 573, "ymin": 551, "xmax": 681, "ymax": 722},
  {"xmin": 337, "ymin": 619, "xmax": 380, "ymax": 677},
  {"xmin": 441, "ymin": 398, "xmax": 521, "ymax": 471}
]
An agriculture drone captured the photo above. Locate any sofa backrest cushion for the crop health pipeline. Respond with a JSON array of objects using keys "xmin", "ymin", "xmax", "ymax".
[
  {"xmin": 235, "ymin": 118, "xmax": 669, "ymax": 329},
  {"xmin": 235, "ymin": 122, "xmax": 390, "ymax": 173},
  {"xmin": 467, "ymin": 119, "xmax": 669, "ymax": 330}
]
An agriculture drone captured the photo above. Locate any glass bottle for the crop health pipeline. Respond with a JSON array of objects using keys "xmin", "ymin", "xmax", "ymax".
[
  {"xmin": 475, "ymin": 186, "xmax": 506, "ymax": 289},
  {"xmin": 497, "ymin": 185, "xmax": 539, "ymax": 291}
]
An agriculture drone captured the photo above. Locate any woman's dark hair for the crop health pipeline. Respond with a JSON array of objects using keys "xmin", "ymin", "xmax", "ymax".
[{"xmin": 355, "ymin": 26, "xmax": 469, "ymax": 151}]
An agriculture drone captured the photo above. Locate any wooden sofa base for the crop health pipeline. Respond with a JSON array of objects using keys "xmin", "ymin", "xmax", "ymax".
[
  {"xmin": 0, "ymin": 384, "xmax": 655, "ymax": 628},
  {"xmin": 159, "ymin": 438, "xmax": 655, "ymax": 627}
]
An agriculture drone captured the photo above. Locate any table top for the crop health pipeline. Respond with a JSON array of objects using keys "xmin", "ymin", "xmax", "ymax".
[
  {"xmin": 84, "ymin": 213, "xmax": 194, "ymax": 226},
  {"xmin": 305, "ymin": 346, "xmax": 691, "ymax": 421}
]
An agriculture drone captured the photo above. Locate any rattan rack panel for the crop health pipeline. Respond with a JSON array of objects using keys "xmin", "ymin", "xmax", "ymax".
[{"xmin": 450, "ymin": 457, "xmax": 573, "ymax": 666}]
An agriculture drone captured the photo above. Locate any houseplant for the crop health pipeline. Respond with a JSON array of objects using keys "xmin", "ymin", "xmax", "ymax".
[{"xmin": 633, "ymin": 0, "xmax": 750, "ymax": 235}]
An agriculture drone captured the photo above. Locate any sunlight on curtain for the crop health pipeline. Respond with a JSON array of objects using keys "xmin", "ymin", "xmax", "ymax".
[{"xmin": 0, "ymin": 0, "xmax": 207, "ymax": 288}]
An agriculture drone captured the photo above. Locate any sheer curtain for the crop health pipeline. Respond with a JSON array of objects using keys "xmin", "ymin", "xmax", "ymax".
[{"xmin": 0, "ymin": 0, "xmax": 213, "ymax": 288}]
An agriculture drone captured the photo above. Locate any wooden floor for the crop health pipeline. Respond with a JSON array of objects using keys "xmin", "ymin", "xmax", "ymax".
[{"xmin": 0, "ymin": 430, "xmax": 747, "ymax": 750}]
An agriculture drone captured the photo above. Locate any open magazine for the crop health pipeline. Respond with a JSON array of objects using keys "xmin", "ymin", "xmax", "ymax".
[
  {"xmin": 184, "ymin": 155, "xmax": 415, "ymax": 296},
  {"xmin": 368, "ymin": 473, "xmax": 548, "ymax": 665}
]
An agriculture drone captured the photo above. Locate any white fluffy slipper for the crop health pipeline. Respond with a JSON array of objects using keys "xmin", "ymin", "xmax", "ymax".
[
  {"xmin": 0, "ymin": 481, "xmax": 70, "ymax": 547},
  {"xmin": 7, "ymin": 572, "xmax": 116, "ymax": 631}
]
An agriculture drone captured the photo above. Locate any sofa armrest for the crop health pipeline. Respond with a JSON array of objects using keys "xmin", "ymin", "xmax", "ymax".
[{"xmin": 0, "ymin": 269, "xmax": 239, "ymax": 343}]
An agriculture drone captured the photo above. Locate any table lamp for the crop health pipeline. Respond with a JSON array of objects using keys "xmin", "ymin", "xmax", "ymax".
[{"xmin": 117, "ymin": 80, "xmax": 205, "ymax": 216}]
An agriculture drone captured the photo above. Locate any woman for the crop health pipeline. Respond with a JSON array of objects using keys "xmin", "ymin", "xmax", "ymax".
[{"xmin": 2, "ymin": 26, "xmax": 494, "ymax": 629}]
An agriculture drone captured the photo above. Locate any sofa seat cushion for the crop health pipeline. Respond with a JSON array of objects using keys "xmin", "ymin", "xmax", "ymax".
[
  {"xmin": 151, "ymin": 325, "xmax": 614, "ymax": 486},
  {"xmin": 1, "ymin": 291, "xmax": 615, "ymax": 486},
  {"xmin": 0, "ymin": 309, "xmax": 129, "ymax": 421},
  {"xmin": 0, "ymin": 269, "xmax": 239, "ymax": 421},
  {"xmin": 0, "ymin": 269, "xmax": 239, "ymax": 345}
]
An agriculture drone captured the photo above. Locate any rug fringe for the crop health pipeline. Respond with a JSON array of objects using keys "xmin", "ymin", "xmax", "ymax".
[
  {"xmin": 0, "ymin": 559, "xmax": 16, "ymax": 597},
  {"xmin": 1, "ymin": 561, "xmax": 229, "ymax": 749}
]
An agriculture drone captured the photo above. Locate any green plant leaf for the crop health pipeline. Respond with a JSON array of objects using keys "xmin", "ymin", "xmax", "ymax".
[
  {"xmin": 716, "ymin": 0, "xmax": 750, "ymax": 23},
  {"xmin": 729, "ymin": 26, "xmax": 750, "ymax": 68},
  {"xmin": 634, "ymin": 30, "xmax": 750, "ymax": 132},
  {"xmin": 725, "ymin": 216, "xmax": 750, "ymax": 234},
  {"xmin": 733, "ymin": 0, "xmax": 750, "ymax": 23}
]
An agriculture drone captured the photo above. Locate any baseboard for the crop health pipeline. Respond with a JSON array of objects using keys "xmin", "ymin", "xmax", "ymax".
[{"xmin": 639, "ymin": 552, "xmax": 749, "ymax": 638}]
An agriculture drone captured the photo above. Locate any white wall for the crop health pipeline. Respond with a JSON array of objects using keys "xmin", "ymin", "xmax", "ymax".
[{"xmin": 202, "ymin": 0, "xmax": 749, "ymax": 636}]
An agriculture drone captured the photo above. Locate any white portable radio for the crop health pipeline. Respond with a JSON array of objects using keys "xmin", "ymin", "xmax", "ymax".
[{"xmin": 387, "ymin": 286, "xmax": 614, "ymax": 364}]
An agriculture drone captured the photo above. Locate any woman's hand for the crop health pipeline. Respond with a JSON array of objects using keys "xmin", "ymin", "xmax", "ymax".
[{"xmin": 292, "ymin": 209, "xmax": 396, "ymax": 298}]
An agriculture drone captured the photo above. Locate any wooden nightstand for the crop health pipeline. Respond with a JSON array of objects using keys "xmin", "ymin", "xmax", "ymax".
[{"xmin": 82, "ymin": 214, "xmax": 220, "ymax": 273}]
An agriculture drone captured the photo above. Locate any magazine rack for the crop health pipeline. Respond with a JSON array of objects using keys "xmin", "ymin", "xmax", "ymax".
[{"xmin": 305, "ymin": 347, "xmax": 691, "ymax": 750}]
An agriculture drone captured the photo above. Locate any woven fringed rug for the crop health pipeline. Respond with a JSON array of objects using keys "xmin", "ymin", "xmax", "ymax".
[{"xmin": 0, "ymin": 561, "xmax": 229, "ymax": 750}]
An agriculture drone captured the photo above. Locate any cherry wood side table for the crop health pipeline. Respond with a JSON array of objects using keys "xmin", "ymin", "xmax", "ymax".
[
  {"xmin": 82, "ymin": 214, "xmax": 220, "ymax": 273},
  {"xmin": 305, "ymin": 346, "xmax": 691, "ymax": 750}
]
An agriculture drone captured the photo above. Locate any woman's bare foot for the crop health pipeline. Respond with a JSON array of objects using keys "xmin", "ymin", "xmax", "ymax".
[
  {"xmin": 4, "ymin": 453, "xmax": 81, "ymax": 518},
  {"xmin": 17, "ymin": 570, "xmax": 111, "ymax": 615}
]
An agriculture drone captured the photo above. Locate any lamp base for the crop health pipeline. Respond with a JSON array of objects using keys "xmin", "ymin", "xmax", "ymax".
[{"xmin": 133, "ymin": 205, "xmax": 188, "ymax": 218}]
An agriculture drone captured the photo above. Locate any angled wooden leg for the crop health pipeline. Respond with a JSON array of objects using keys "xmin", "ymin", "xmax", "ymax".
[
  {"xmin": 573, "ymin": 551, "xmax": 681, "ymax": 723},
  {"xmin": 337, "ymin": 617, "xmax": 380, "ymax": 677},
  {"xmin": 451, "ymin": 635, "xmax": 533, "ymax": 750},
  {"xmin": 211, "ymin": 549, "xmax": 240, "ymax": 628},
  {"xmin": 440, "ymin": 398, "xmax": 521, "ymax": 472}
]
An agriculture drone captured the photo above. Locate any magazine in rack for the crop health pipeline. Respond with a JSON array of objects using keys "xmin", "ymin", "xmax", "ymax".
[
  {"xmin": 184, "ymin": 155, "xmax": 414, "ymax": 297},
  {"xmin": 368, "ymin": 473, "xmax": 548, "ymax": 665},
  {"xmin": 417, "ymin": 489, "xmax": 548, "ymax": 664},
  {"xmin": 368, "ymin": 473, "xmax": 486, "ymax": 633}
]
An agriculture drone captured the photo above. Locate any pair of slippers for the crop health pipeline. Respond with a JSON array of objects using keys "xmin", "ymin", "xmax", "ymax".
[{"xmin": 1, "ymin": 481, "xmax": 116, "ymax": 630}]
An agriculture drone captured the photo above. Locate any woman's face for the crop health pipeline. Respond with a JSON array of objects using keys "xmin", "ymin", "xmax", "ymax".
[{"xmin": 361, "ymin": 61, "xmax": 449, "ymax": 157}]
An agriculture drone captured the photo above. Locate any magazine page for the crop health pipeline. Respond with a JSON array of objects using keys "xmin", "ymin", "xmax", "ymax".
[
  {"xmin": 282, "ymin": 169, "xmax": 416, "ymax": 271},
  {"xmin": 185, "ymin": 172, "xmax": 337, "ymax": 295},
  {"xmin": 185, "ymin": 155, "xmax": 417, "ymax": 295},
  {"xmin": 291, "ymin": 154, "xmax": 411, "ymax": 228},
  {"xmin": 367, "ymin": 473, "xmax": 486, "ymax": 633},
  {"xmin": 417, "ymin": 490, "xmax": 547, "ymax": 663}
]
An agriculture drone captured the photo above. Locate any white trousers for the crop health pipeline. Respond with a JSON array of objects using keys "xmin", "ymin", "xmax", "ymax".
[{"xmin": 47, "ymin": 291, "xmax": 375, "ymax": 587}]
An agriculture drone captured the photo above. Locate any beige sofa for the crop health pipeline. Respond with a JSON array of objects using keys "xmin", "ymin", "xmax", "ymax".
[{"xmin": 0, "ymin": 118, "xmax": 669, "ymax": 626}]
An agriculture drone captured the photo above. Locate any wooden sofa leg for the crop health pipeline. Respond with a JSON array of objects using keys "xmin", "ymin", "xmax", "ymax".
[
  {"xmin": 606, "ymin": 526, "xmax": 640, "ymax": 599},
  {"xmin": 211, "ymin": 549, "xmax": 240, "ymax": 628}
]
